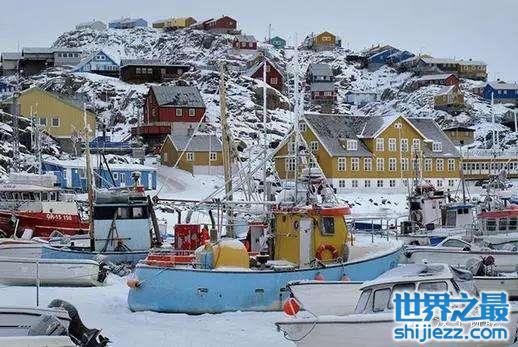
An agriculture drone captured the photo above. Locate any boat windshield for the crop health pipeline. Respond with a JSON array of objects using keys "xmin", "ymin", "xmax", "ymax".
[{"xmin": 354, "ymin": 289, "xmax": 371, "ymax": 314}]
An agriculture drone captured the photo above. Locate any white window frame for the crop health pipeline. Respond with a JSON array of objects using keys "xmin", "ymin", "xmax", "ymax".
[
  {"xmin": 375, "ymin": 138, "xmax": 384, "ymax": 152},
  {"xmin": 388, "ymin": 158, "xmax": 397, "ymax": 171},
  {"xmin": 377, "ymin": 180, "xmax": 384, "ymax": 188},
  {"xmin": 401, "ymin": 158, "xmax": 409, "ymax": 171},
  {"xmin": 436, "ymin": 159, "xmax": 444, "ymax": 172},
  {"xmin": 310, "ymin": 141, "xmax": 319, "ymax": 152},
  {"xmin": 364, "ymin": 180, "xmax": 371, "ymax": 188},
  {"xmin": 400, "ymin": 138, "xmax": 408, "ymax": 152},
  {"xmin": 352, "ymin": 180, "xmax": 358, "ymax": 188},
  {"xmin": 209, "ymin": 152, "xmax": 217, "ymax": 161},
  {"xmin": 189, "ymin": 108, "xmax": 196, "ymax": 117},
  {"xmin": 432, "ymin": 142, "xmax": 442, "ymax": 152},
  {"xmin": 176, "ymin": 108, "xmax": 182, "ymax": 117},
  {"xmin": 270, "ymin": 77, "xmax": 278, "ymax": 85},
  {"xmin": 424, "ymin": 158, "xmax": 432, "ymax": 171},
  {"xmin": 337, "ymin": 157, "xmax": 346, "ymax": 171},
  {"xmin": 412, "ymin": 138, "xmax": 421, "ymax": 151},
  {"xmin": 376, "ymin": 157, "xmax": 384, "ymax": 171},
  {"xmin": 346, "ymin": 139, "xmax": 358, "ymax": 151},
  {"xmin": 351, "ymin": 157, "xmax": 359, "ymax": 171},
  {"xmin": 51, "ymin": 117, "xmax": 60, "ymax": 127},
  {"xmin": 186, "ymin": 152, "xmax": 194, "ymax": 161},
  {"xmin": 338, "ymin": 180, "xmax": 346, "ymax": 188},
  {"xmin": 285, "ymin": 157, "xmax": 296, "ymax": 172},
  {"xmin": 448, "ymin": 159, "xmax": 456, "ymax": 171},
  {"xmin": 364, "ymin": 158, "xmax": 372, "ymax": 171},
  {"xmin": 389, "ymin": 179, "xmax": 396, "ymax": 187},
  {"xmin": 388, "ymin": 138, "xmax": 397, "ymax": 151}
]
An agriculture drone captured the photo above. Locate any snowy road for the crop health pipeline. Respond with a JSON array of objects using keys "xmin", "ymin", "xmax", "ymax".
[{"xmin": 1, "ymin": 276, "xmax": 292, "ymax": 347}]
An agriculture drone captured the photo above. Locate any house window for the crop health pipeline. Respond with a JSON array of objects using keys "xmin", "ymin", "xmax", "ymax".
[
  {"xmin": 189, "ymin": 108, "xmax": 196, "ymax": 117},
  {"xmin": 364, "ymin": 180, "xmax": 371, "ymax": 188},
  {"xmin": 39, "ymin": 117, "xmax": 47, "ymax": 126},
  {"xmin": 351, "ymin": 157, "xmax": 359, "ymax": 171},
  {"xmin": 388, "ymin": 158, "xmax": 397, "ymax": 171},
  {"xmin": 424, "ymin": 158, "xmax": 432, "ymax": 171},
  {"xmin": 186, "ymin": 152, "xmax": 194, "ymax": 161},
  {"xmin": 112, "ymin": 172, "xmax": 118, "ymax": 180},
  {"xmin": 210, "ymin": 152, "xmax": 217, "ymax": 161},
  {"xmin": 136, "ymin": 67, "xmax": 141, "ymax": 74},
  {"xmin": 400, "ymin": 138, "xmax": 408, "ymax": 152},
  {"xmin": 299, "ymin": 122, "xmax": 307, "ymax": 132},
  {"xmin": 270, "ymin": 77, "xmax": 278, "ymax": 85},
  {"xmin": 241, "ymin": 42, "xmax": 246, "ymax": 48},
  {"xmin": 377, "ymin": 180, "xmax": 384, "ymax": 188},
  {"xmin": 308, "ymin": 157, "xmax": 316, "ymax": 168},
  {"xmin": 364, "ymin": 158, "xmax": 372, "ymax": 171},
  {"xmin": 352, "ymin": 180, "xmax": 358, "ymax": 188},
  {"xmin": 376, "ymin": 158, "xmax": 384, "ymax": 171},
  {"xmin": 448, "ymin": 179, "xmax": 455, "ymax": 187},
  {"xmin": 310, "ymin": 141, "xmax": 318, "ymax": 152},
  {"xmin": 288, "ymin": 142, "xmax": 295, "ymax": 154},
  {"xmin": 51, "ymin": 117, "xmax": 60, "ymax": 127},
  {"xmin": 412, "ymin": 158, "xmax": 420, "ymax": 172},
  {"xmin": 324, "ymin": 91, "xmax": 332, "ymax": 97},
  {"xmin": 337, "ymin": 157, "xmax": 346, "ymax": 171},
  {"xmin": 375, "ymin": 138, "xmax": 384, "ymax": 151},
  {"xmin": 433, "ymin": 142, "xmax": 442, "ymax": 152},
  {"xmin": 412, "ymin": 138, "xmax": 420, "ymax": 151},
  {"xmin": 147, "ymin": 68, "xmax": 153, "ymax": 74},
  {"xmin": 176, "ymin": 109, "xmax": 182, "ymax": 117},
  {"xmin": 265, "ymin": 64, "xmax": 271, "ymax": 73},
  {"xmin": 401, "ymin": 158, "xmax": 409, "ymax": 171},
  {"xmin": 286, "ymin": 157, "xmax": 296, "ymax": 171},
  {"xmin": 436, "ymin": 159, "xmax": 444, "ymax": 171},
  {"xmin": 346, "ymin": 140, "xmax": 357, "ymax": 151},
  {"xmin": 389, "ymin": 179, "xmax": 396, "ymax": 187},
  {"xmin": 448, "ymin": 159, "xmax": 456, "ymax": 171},
  {"xmin": 388, "ymin": 138, "xmax": 396, "ymax": 151},
  {"xmin": 338, "ymin": 180, "xmax": 346, "ymax": 188},
  {"xmin": 119, "ymin": 173, "xmax": 125, "ymax": 183},
  {"xmin": 436, "ymin": 180, "xmax": 443, "ymax": 187}
]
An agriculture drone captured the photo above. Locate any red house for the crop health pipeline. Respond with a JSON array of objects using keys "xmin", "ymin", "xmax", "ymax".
[
  {"xmin": 310, "ymin": 82, "xmax": 337, "ymax": 102},
  {"xmin": 412, "ymin": 73, "xmax": 460, "ymax": 89},
  {"xmin": 132, "ymin": 85, "xmax": 206, "ymax": 147},
  {"xmin": 193, "ymin": 16, "xmax": 237, "ymax": 34},
  {"xmin": 248, "ymin": 58, "xmax": 284, "ymax": 91},
  {"xmin": 233, "ymin": 35, "xmax": 257, "ymax": 50}
]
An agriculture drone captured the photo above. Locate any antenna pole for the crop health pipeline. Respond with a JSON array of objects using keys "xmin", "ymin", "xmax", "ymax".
[{"xmin": 83, "ymin": 105, "xmax": 95, "ymax": 250}]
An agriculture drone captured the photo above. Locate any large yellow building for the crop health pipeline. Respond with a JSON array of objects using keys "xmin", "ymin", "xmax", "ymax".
[
  {"xmin": 275, "ymin": 114, "xmax": 462, "ymax": 192},
  {"xmin": 161, "ymin": 134, "xmax": 223, "ymax": 175}
]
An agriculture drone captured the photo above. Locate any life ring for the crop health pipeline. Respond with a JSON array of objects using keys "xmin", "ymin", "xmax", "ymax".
[{"xmin": 315, "ymin": 244, "xmax": 339, "ymax": 260}]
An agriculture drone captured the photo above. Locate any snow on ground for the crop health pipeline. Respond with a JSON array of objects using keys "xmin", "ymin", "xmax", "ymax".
[{"xmin": 0, "ymin": 276, "xmax": 292, "ymax": 347}]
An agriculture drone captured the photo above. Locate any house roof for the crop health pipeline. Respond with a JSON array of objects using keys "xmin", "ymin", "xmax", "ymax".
[
  {"xmin": 121, "ymin": 59, "xmax": 165, "ymax": 66},
  {"xmin": 310, "ymin": 82, "xmax": 335, "ymax": 92},
  {"xmin": 151, "ymin": 85, "xmax": 205, "ymax": 108},
  {"xmin": 77, "ymin": 20, "xmax": 105, "ymax": 26},
  {"xmin": 247, "ymin": 57, "xmax": 283, "ymax": 78},
  {"xmin": 487, "ymin": 81, "xmax": 518, "ymax": 91},
  {"xmin": 166, "ymin": 134, "xmax": 222, "ymax": 152},
  {"xmin": 307, "ymin": 63, "xmax": 333, "ymax": 77},
  {"xmin": 22, "ymin": 47, "xmax": 53, "ymax": 54},
  {"xmin": 52, "ymin": 47, "xmax": 83, "ymax": 53},
  {"xmin": 270, "ymin": 36, "xmax": 286, "ymax": 43},
  {"xmin": 110, "ymin": 17, "xmax": 145, "ymax": 25},
  {"xmin": 442, "ymin": 126, "xmax": 475, "ymax": 132},
  {"xmin": 344, "ymin": 90, "xmax": 377, "ymax": 96},
  {"xmin": 17, "ymin": 87, "xmax": 95, "ymax": 117},
  {"xmin": 43, "ymin": 157, "xmax": 154, "ymax": 171},
  {"xmin": 235, "ymin": 35, "xmax": 257, "ymax": 43},
  {"xmin": 1, "ymin": 52, "xmax": 22, "ymax": 61},
  {"xmin": 407, "ymin": 118, "xmax": 459, "ymax": 157},
  {"xmin": 415, "ymin": 73, "xmax": 455, "ymax": 82},
  {"xmin": 420, "ymin": 57, "xmax": 486, "ymax": 66},
  {"xmin": 436, "ymin": 85, "xmax": 456, "ymax": 95},
  {"xmin": 74, "ymin": 49, "xmax": 119, "ymax": 71},
  {"xmin": 303, "ymin": 114, "xmax": 373, "ymax": 157}
]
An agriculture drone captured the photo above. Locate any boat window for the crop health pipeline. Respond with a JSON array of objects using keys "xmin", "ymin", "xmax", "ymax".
[
  {"xmin": 0, "ymin": 192, "xmax": 4, "ymax": 200},
  {"xmin": 50, "ymin": 192, "xmax": 57, "ymax": 201},
  {"xmin": 132, "ymin": 207, "xmax": 144, "ymax": 218},
  {"xmin": 418, "ymin": 281, "xmax": 448, "ymax": 292},
  {"xmin": 41, "ymin": 192, "xmax": 48, "ymax": 201},
  {"xmin": 13, "ymin": 193, "xmax": 19, "ymax": 200},
  {"xmin": 498, "ymin": 218, "xmax": 508, "ymax": 231},
  {"xmin": 486, "ymin": 220, "xmax": 496, "ymax": 232},
  {"xmin": 6, "ymin": 192, "xmax": 13, "ymax": 200},
  {"xmin": 372, "ymin": 288, "xmax": 391, "ymax": 312},
  {"xmin": 22, "ymin": 192, "xmax": 30, "ymax": 200},
  {"xmin": 117, "ymin": 207, "xmax": 130, "ymax": 219},
  {"xmin": 441, "ymin": 239, "xmax": 468, "ymax": 248},
  {"xmin": 509, "ymin": 218, "xmax": 517, "ymax": 231},
  {"xmin": 388, "ymin": 283, "xmax": 415, "ymax": 309},
  {"xmin": 33, "ymin": 192, "xmax": 40, "ymax": 201},
  {"xmin": 354, "ymin": 289, "xmax": 371, "ymax": 314},
  {"xmin": 29, "ymin": 192, "xmax": 35, "ymax": 201},
  {"xmin": 320, "ymin": 217, "xmax": 335, "ymax": 235}
]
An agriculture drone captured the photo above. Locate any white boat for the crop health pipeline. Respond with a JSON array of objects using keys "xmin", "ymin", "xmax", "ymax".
[
  {"xmin": 287, "ymin": 280, "xmax": 362, "ymax": 315},
  {"xmin": 0, "ymin": 336, "xmax": 75, "ymax": 347},
  {"xmin": 0, "ymin": 257, "xmax": 107, "ymax": 286},
  {"xmin": 0, "ymin": 242, "xmax": 45, "ymax": 258},
  {"xmin": 276, "ymin": 264, "xmax": 518, "ymax": 347},
  {"xmin": 402, "ymin": 237, "xmax": 518, "ymax": 272},
  {"xmin": 475, "ymin": 275, "xmax": 518, "ymax": 300}
]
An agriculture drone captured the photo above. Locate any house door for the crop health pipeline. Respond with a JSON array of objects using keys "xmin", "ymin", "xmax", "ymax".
[
  {"xmin": 147, "ymin": 173, "xmax": 153, "ymax": 189},
  {"xmin": 299, "ymin": 218, "xmax": 313, "ymax": 266}
]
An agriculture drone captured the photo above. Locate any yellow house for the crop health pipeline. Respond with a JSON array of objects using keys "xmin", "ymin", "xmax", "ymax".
[
  {"xmin": 161, "ymin": 134, "xmax": 223, "ymax": 175},
  {"xmin": 434, "ymin": 85, "xmax": 464, "ymax": 111},
  {"xmin": 307, "ymin": 31, "xmax": 340, "ymax": 51},
  {"xmin": 170, "ymin": 17, "xmax": 197, "ymax": 29},
  {"xmin": 274, "ymin": 114, "xmax": 461, "ymax": 192},
  {"xmin": 442, "ymin": 126, "xmax": 475, "ymax": 145}
]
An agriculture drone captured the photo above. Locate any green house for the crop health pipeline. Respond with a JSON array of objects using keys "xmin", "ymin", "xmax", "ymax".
[{"xmin": 269, "ymin": 36, "xmax": 286, "ymax": 49}]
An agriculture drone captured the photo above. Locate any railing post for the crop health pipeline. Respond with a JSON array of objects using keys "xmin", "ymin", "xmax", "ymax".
[{"xmin": 35, "ymin": 259, "xmax": 40, "ymax": 307}]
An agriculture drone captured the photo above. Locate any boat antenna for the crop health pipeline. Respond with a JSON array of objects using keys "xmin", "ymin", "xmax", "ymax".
[
  {"xmin": 83, "ymin": 105, "xmax": 95, "ymax": 251},
  {"xmin": 218, "ymin": 61, "xmax": 235, "ymax": 238}
]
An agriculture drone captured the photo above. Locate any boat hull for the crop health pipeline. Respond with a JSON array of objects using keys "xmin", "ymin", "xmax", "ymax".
[
  {"xmin": 475, "ymin": 276, "xmax": 518, "ymax": 300},
  {"xmin": 402, "ymin": 248, "xmax": 518, "ymax": 272},
  {"xmin": 127, "ymin": 246, "xmax": 402, "ymax": 314},
  {"xmin": 41, "ymin": 245, "xmax": 148, "ymax": 265},
  {"xmin": 0, "ymin": 257, "xmax": 104, "ymax": 287},
  {"xmin": 0, "ymin": 210, "xmax": 88, "ymax": 238}
]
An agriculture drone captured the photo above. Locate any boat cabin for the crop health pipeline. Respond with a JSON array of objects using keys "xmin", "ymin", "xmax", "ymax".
[
  {"xmin": 407, "ymin": 184, "xmax": 446, "ymax": 229},
  {"xmin": 273, "ymin": 206, "xmax": 351, "ymax": 267},
  {"xmin": 354, "ymin": 264, "xmax": 476, "ymax": 314},
  {"xmin": 441, "ymin": 203, "xmax": 474, "ymax": 229},
  {"xmin": 477, "ymin": 205, "xmax": 518, "ymax": 235},
  {"xmin": 92, "ymin": 189, "xmax": 155, "ymax": 252}
]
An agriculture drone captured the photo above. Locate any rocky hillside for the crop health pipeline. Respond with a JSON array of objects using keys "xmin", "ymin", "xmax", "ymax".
[{"xmin": 0, "ymin": 26, "xmax": 516, "ymax": 179}]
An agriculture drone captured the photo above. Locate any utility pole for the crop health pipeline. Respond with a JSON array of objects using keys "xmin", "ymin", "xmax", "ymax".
[
  {"xmin": 84, "ymin": 105, "xmax": 95, "ymax": 251},
  {"xmin": 262, "ymin": 57, "xmax": 268, "ymax": 204},
  {"xmin": 219, "ymin": 62, "xmax": 234, "ymax": 238},
  {"xmin": 11, "ymin": 93, "xmax": 20, "ymax": 173}
]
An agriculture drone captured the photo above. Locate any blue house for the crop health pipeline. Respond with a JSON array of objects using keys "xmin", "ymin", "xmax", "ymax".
[
  {"xmin": 368, "ymin": 47, "xmax": 400, "ymax": 65},
  {"xmin": 0, "ymin": 81, "xmax": 15, "ymax": 99},
  {"xmin": 73, "ymin": 50, "xmax": 120, "ymax": 77},
  {"xmin": 483, "ymin": 81, "xmax": 518, "ymax": 104},
  {"xmin": 109, "ymin": 18, "xmax": 148, "ymax": 29},
  {"xmin": 42, "ymin": 158, "xmax": 157, "ymax": 191},
  {"xmin": 367, "ymin": 46, "xmax": 414, "ymax": 67},
  {"xmin": 88, "ymin": 135, "xmax": 132, "ymax": 154},
  {"xmin": 269, "ymin": 36, "xmax": 286, "ymax": 49}
]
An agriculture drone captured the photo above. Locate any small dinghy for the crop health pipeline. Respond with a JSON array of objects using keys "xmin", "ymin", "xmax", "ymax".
[
  {"xmin": 276, "ymin": 264, "xmax": 518, "ymax": 347},
  {"xmin": 0, "ymin": 257, "xmax": 107, "ymax": 286},
  {"xmin": 0, "ymin": 299, "xmax": 108, "ymax": 346}
]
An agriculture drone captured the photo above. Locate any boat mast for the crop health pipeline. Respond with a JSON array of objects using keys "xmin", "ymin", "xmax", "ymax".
[
  {"xmin": 262, "ymin": 56, "xmax": 268, "ymax": 205},
  {"xmin": 83, "ymin": 105, "xmax": 95, "ymax": 250},
  {"xmin": 218, "ymin": 62, "xmax": 235, "ymax": 238},
  {"xmin": 293, "ymin": 49, "xmax": 300, "ymax": 204}
]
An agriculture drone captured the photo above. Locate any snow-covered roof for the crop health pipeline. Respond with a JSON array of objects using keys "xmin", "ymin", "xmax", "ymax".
[
  {"xmin": 344, "ymin": 90, "xmax": 377, "ymax": 96},
  {"xmin": 166, "ymin": 134, "xmax": 222, "ymax": 152},
  {"xmin": 151, "ymin": 85, "xmax": 205, "ymax": 108},
  {"xmin": 43, "ymin": 157, "xmax": 155, "ymax": 171},
  {"xmin": 407, "ymin": 118, "xmax": 460, "ymax": 157},
  {"xmin": 307, "ymin": 63, "xmax": 333, "ymax": 78},
  {"xmin": 436, "ymin": 85, "xmax": 456, "ymax": 95},
  {"xmin": 360, "ymin": 115, "xmax": 400, "ymax": 137},
  {"xmin": 246, "ymin": 57, "xmax": 283, "ymax": 78},
  {"xmin": 22, "ymin": 47, "xmax": 52, "ymax": 54},
  {"xmin": 52, "ymin": 47, "xmax": 83, "ymax": 53},
  {"xmin": 1, "ymin": 52, "xmax": 22, "ymax": 61},
  {"xmin": 74, "ymin": 49, "xmax": 120, "ymax": 71},
  {"xmin": 310, "ymin": 82, "xmax": 335, "ymax": 92},
  {"xmin": 361, "ymin": 264, "xmax": 453, "ymax": 288},
  {"xmin": 415, "ymin": 73, "xmax": 455, "ymax": 82},
  {"xmin": 487, "ymin": 81, "xmax": 518, "ymax": 90},
  {"xmin": 235, "ymin": 35, "xmax": 257, "ymax": 43},
  {"xmin": 120, "ymin": 59, "xmax": 171, "ymax": 67},
  {"xmin": 421, "ymin": 57, "xmax": 486, "ymax": 66}
]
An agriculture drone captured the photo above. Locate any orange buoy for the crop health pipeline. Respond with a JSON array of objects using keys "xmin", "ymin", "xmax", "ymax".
[
  {"xmin": 314, "ymin": 272, "xmax": 325, "ymax": 281},
  {"xmin": 127, "ymin": 278, "xmax": 141, "ymax": 288},
  {"xmin": 341, "ymin": 274, "xmax": 350, "ymax": 282},
  {"xmin": 283, "ymin": 297, "xmax": 300, "ymax": 316}
]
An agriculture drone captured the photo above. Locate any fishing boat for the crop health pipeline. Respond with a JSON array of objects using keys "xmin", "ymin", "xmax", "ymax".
[
  {"xmin": 0, "ymin": 257, "xmax": 107, "ymax": 286},
  {"xmin": 276, "ymin": 264, "xmax": 518, "ymax": 347},
  {"xmin": 402, "ymin": 236, "xmax": 518, "ymax": 272},
  {"xmin": 0, "ymin": 173, "xmax": 88, "ymax": 238}
]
